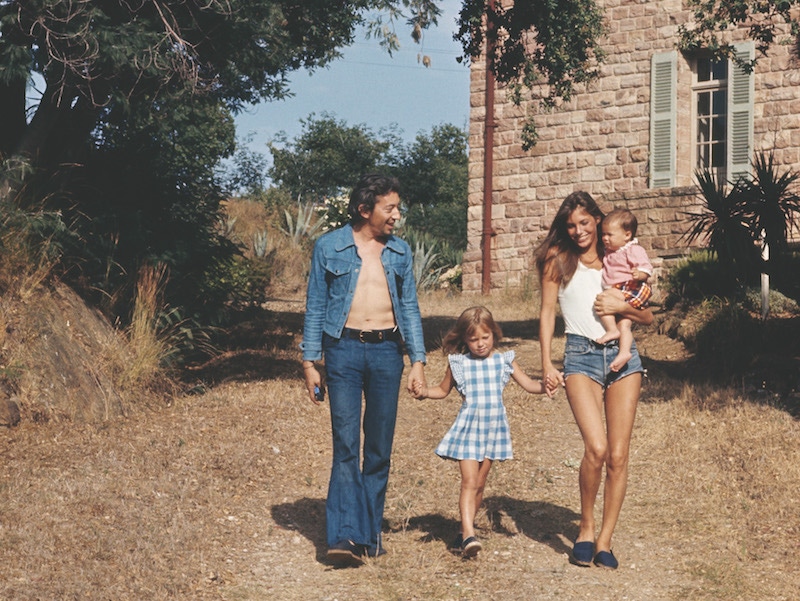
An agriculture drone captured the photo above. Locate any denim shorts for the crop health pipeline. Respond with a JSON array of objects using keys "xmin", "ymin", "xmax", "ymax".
[{"xmin": 563, "ymin": 334, "xmax": 644, "ymax": 388}]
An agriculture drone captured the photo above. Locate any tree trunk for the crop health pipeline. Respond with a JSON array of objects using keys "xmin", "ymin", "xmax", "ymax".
[
  {"xmin": 761, "ymin": 234, "xmax": 769, "ymax": 321},
  {"xmin": 0, "ymin": 78, "xmax": 27, "ymax": 158}
]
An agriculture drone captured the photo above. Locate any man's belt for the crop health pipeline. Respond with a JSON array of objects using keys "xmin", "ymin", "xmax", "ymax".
[{"xmin": 342, "ymin": 327, "xmax": 402, "ymax": 343}]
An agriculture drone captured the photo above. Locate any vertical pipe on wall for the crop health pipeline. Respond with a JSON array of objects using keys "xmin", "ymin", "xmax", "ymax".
[{"xmin": 481, "ymin": 0, "xmax": 496, "ymax": 295}]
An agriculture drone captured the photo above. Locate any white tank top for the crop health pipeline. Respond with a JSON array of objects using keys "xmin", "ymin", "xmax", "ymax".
[{"xmin": 558, "ymin": 262, "xmax": 605, "ymax": 340}]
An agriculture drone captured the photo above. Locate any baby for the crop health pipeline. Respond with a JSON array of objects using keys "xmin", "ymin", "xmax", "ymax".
[{"xmin": 597, "ymin": 208, "xmax": 653, "ymax": 372}]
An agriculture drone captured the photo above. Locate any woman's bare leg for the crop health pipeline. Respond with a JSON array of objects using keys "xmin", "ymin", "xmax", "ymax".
[
  {"xmin": 564, "ymin": 374, "xmax": 606, "ymax": 543},
  {"xmin": 595, "ymin": 373, "xmax": 640, "ymax": 553}
]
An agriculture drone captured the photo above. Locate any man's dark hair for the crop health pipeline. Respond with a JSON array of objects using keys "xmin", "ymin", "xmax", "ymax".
[{"xmin": 348, "ymin": 173, "xmax": 401, "ymax": 223}]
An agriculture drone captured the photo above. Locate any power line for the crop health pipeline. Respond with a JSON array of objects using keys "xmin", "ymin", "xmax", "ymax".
[
  {"xmin": 334, "ymin": 57, "xmax": 467, "ymax": 73},
  {"xmin": 348, "ymin": 40, "xmax": 463, "ymax": 57}
]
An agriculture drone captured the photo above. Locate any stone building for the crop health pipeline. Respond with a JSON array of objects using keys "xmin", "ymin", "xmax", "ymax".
[{"xmin": 462, "ymin": 0, "xmax": 800, "ymax": 294}]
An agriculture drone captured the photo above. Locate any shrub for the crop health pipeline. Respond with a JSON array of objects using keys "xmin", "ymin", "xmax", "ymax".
[
  {"xmin": 680, "ymin": 298, "xmax": 760, "ymax": 374},
  {"xmin": 742, "ymin": 287, "xmax": 800, "ymax": 315},
  {"xmin": 770, "ymin": 250, "xmax": 800, "ymax": 303},
  {"xmin": 663, "ymin": 251, "xmax": 744, "ymax": 306},
  {"xmin": 199, "ymin": 253, "xmax": 273, "ymax": 321},
  {"xmin": 315, "ymin": 192, "xmax": 350, "ymax": 232}
]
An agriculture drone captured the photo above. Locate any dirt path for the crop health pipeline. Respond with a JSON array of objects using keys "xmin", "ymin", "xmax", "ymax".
[{"xmin": 1, "ymin": 312, "xmax": 798, "ymax": 600}]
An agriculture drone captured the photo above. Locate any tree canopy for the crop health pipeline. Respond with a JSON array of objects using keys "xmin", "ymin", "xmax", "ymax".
[
  {"xmin": 678, "ymin": 0, "xmax": 800, "ymax": 66},
  {"xmin": 268, "ymin": 114, "xmax": 394, "ymax": 203},
  {"xmin": 456, "ymin": 0, "xmax": 606, "ymax": 149},
  {"xmin": 0, "ymin": 0, "xmax": 444, "ymax": 319},
  {"xmin": 0, "ymin": 0, "xmax": 441, "ymax": 171},
  {"xmin": 392, "ymin": 123, "xmax": 468, "ymax": 249},
  {"xmin": 261, "ymin": 115, "xmax": 468, "ymax": 250}
]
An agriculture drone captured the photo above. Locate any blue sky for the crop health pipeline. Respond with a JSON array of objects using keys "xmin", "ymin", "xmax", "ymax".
[{"xmin": 233, "ymin": 0, "xmax": 471, "ymax": 156}]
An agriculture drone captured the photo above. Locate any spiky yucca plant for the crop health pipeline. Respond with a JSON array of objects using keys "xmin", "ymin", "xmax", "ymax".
[
  {"xmin": 682, "ymin": 168, "xmax": 758, "ymax": 284},
  {"xmin": 739, "ymin": 152, "xmax": 800, "ymax": 274}
]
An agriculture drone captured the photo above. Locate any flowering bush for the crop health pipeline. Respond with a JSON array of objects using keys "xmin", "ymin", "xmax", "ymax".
[{"xmin": 316, "ymin": 192, "xmax": 350, "ymax": 232}]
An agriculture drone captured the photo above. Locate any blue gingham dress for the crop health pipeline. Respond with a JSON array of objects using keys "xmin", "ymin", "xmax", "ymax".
[{"xmin": 435, "ymin": 350, "xmax": 515, "ymax": 461}]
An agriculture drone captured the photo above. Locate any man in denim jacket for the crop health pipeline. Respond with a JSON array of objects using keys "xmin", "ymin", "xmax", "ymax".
[{"xmin": 301, "ymin": 173, "xmax": 427, "ymax": 566}]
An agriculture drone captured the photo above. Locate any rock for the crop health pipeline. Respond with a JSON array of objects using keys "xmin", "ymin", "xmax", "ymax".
[{"xmin": 0, "ymin": 398, "xmax": 20, "ymax": 427}]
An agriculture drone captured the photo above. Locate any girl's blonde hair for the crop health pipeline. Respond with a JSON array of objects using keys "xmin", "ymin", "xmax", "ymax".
[{"xmin": 441, "ymin": 306, "xmax": 503, "ymax": 355}]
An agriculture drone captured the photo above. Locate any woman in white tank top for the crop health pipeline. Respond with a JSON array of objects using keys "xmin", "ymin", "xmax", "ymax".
[{"xmin": 534, "ymin": 191, "xmax": 654, "ymax": 570}]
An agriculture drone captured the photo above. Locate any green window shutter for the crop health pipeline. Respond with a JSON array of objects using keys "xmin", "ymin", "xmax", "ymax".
[
  {"xmin": 727, "ymin": 42, "xmax": 754, "ymax": 183},
  {"xmin": 650, "ymin": 51, "xmax": 677, "ymax": 188}
]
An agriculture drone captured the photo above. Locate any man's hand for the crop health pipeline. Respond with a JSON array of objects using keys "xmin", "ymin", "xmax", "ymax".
[
  {"xmin": 407, "ymin": 361, "xmax": 427, "ymax": 399},
  {"xmin": 303, "ymin": 362, "xmax": 323, "ymax": 405}
]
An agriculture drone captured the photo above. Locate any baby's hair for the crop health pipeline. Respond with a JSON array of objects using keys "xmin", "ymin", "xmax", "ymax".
[
  {"xmin": 604, "ymin": 207, "xmax": 638, "ymax": 236},
  {"xmin": 441, "ymin": 306, "xmax": 503, "ymax": 355}
]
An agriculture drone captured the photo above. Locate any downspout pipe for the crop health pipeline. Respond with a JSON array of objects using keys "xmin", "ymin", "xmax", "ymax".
[{"xmin": 481, "ymin": 0, "xmax": 496, "ymax": 295}]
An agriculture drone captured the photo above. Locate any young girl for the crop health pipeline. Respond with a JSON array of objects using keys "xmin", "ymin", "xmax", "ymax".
[{"xmin": 413, "ymin": 306, "xmax": 548, "ymax": 558}]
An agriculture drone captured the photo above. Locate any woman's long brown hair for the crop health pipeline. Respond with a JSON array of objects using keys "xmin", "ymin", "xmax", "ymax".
[{"xmin": 533, "ymin": 191, "xmax": 605, "ymax": 286}]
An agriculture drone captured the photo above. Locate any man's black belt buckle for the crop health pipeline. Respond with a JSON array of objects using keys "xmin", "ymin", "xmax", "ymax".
[
  {"xmin": 359, "ymin": 330, "xmax": 379, "ymax": 343},
  {"xmin": 347, "ymin": 327, "xmax": 399, "ymax": 343}
]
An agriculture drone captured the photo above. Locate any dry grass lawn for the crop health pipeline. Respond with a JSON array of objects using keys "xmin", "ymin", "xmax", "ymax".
[{"xmin": 1, "ymin": 290, "xmax": 799, "ymax": 600}]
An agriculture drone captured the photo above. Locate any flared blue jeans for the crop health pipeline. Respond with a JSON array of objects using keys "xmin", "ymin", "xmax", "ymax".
[{"xmin": 322, "ymin": 333, "xmax": 404, "ymax": 552}]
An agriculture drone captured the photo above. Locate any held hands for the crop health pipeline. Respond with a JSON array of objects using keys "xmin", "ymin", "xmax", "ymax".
[
  {"xmin": 543, "ymin": 367, "xmax": 564, "ymax": 397},
  {"xmin": 407, "ymin": 361, "xmax": 427, "ymax": 400},
  {"xmin": 411, "ymin": 379, "xmax": 428, "ymax": 399}
]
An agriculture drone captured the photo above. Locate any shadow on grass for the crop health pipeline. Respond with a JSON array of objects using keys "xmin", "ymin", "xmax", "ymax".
[
  {"xmin": 187, "ymin": 302, "xmax": 800, "ymax": 419},
  {"xmin": 401, "ymin": 497, "xmax": 579, "ymax": 558},
  {"xmin": 184, "ymin": 350, "xmax": 299, "ymax": 386},
  {"xmin": 187, "ymin": 307, "xmax": 562, "ymax": 384},
  {"xmin": 271, "ymin": 495, "xmax": 580, "ymax": 563},
  {"xmin": 271, "ymin": 498, "xmax": 328, "ymax": 562},
  {"xmin": 421, "ymin": 314, "xmax": 562, "ymax": 353}
]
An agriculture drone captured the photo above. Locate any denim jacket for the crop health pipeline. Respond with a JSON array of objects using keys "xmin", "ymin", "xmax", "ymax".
[{"xmin": 301, "ymin": 223, "xmax": 427, "ymax": 365}]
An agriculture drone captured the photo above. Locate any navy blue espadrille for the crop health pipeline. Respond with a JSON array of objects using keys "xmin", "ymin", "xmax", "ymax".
[
  {"xmin": 593, "ymin": 550, "xmax": 619, "ymax": 570},
  {"xmin": 571, "ymin": 541, "xmax": 594, "ymax": 567}
]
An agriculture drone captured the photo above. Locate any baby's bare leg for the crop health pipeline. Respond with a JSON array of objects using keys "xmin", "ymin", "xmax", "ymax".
[
  {"xmin": 610, "ymin": 317, "xmax": 633, "ymax": 371},
  {"xmin": 596, "ymin": 313, "xmax": 621, "ymax": 345}
]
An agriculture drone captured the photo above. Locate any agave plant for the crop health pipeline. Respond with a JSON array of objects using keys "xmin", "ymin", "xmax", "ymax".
[
  {"xmin": 252, "ymin": 229, "xmax": 269, "ymax": 258},
  {"xmin": 412, "ymin": 239, "xmax": 446, "ymax": 291},
  {"xmin": 281, "ymin": 201, "xmax": 325, "ymax": 245}
]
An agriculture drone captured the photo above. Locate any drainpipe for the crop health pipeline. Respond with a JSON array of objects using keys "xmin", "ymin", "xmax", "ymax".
[{"xmin": 481, "ymin": 0, "xmax": 496, "ymax": 295}]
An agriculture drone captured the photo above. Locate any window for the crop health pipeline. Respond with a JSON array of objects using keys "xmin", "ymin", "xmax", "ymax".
[
  {"xmin": 650, "ymin": 42, "xmax": 754, "ymax": 189},
  {"xmin": 694, "ymin": 57, "xmax": 728, "ymax": 172}
]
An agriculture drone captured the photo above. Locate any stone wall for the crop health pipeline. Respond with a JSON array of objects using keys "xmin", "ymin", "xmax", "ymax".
[{"xmin": 463, "ymin": 0, "xmax": 800, "ymax": 293}]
